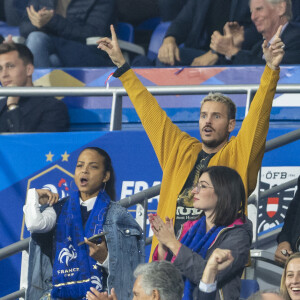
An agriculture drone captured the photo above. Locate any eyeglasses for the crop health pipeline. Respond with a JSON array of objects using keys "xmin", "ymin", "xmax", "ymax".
[{"xmin": 192, "ymin": 182, "xmax": 214, "ymax": 193}]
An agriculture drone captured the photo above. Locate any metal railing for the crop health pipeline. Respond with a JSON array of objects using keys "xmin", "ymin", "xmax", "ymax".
[
  {"xmin": 248, "ymin": 127, "xmax": 300, "ymax": 207},
  {"xmin": 0, "ymin": 84, "xmax": 300, "ymax": 130}
]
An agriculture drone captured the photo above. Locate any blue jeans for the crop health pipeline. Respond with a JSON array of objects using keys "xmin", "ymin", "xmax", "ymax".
[{"xmin": 26, "ymin": 31, "xmax": 114, "ymax": 68}]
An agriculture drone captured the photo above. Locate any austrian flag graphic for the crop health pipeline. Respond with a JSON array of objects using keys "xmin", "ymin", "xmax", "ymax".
[{"xmin": 266, "ymin": 197, "xmax": 279, "ymax": 218}]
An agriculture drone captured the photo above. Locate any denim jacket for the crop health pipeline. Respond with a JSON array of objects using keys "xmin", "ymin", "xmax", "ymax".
[{"xmin": 25, "ymin": 201, "xmax": 145, "ymax": 300}]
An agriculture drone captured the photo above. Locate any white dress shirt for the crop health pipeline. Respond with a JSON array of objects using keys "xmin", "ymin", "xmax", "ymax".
[{"xmin": 23, "ymin": 188, "xmax": 109, "ymax": 269}]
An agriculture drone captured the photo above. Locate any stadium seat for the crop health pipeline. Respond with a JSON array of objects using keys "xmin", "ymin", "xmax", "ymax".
[
  {"xmin": 86, "ymin": 22, "xmax": 145, "ymax": 64},
  {"xmin": 240, "ymin": 279, "xmax": 260, "ymax": 299},
  {"xmin": 116, "ymin": 22, "xmax": 135, "ymax": 43},
  {"xmin": 0, "ymin": 21, "xmax": 25, "ymax": 43},
  {"xmin": 135, "ymin": 17, "xmax": 162, "ymax": 32},
  {"xmin": 147, "ymin": 21, "xmax": 171, "ymax": 61},
  {"xmin": 0, "ymin": 21, "xmax": 20, "ymax": 37}
]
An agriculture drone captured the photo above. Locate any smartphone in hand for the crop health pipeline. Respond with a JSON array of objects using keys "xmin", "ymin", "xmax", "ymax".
[{"xmin": 78, "ymin": 232, "xmax": 108, "ymax": 246}]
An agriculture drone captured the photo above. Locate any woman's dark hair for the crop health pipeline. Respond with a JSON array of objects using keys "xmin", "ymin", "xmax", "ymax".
[
  {"xmin": 78, "ymin": 147, "xmax": 116, "ymax": 201},
  {"xmin": 200, "ymin": 166, "xmax": 246, "ymax": 226}
]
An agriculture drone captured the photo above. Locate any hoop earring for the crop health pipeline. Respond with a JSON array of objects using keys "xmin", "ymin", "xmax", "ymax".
[
  {"xmin": 101, "ymin": 182, "xmax": 106, "ymax": 193},
  {"xmin": 70, "ymin": 180, "xmax": 79, "ymax": 192}
]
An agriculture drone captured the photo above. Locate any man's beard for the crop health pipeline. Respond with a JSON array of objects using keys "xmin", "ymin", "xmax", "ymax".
[
  {"xmin": 202, "ymin": 138, "xmax": 225, "ymax": 149},
  {"xmin": 201, "ymin": 133, "xmax": 229, "ymax": 149}
]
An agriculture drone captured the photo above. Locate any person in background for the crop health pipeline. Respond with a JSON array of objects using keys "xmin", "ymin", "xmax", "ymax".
[
  {"xmin": 158, "ymin": 0, "xmax": 187, "ymax": 22},
  {"xmin": 207, "ymin": 0, "xmax": 300, "ymax": 65},
  {"xmin": 198, "ymin": 248, "xmax": 234, "ymax": 300},
  {"xmin": 86, "ymin": 260, "xmax": 184, "ymax": 300},
  {"xmin": 156, "ymin": 0, "xmax": 259, "ymax": 67},
  {"xmin": 24, "ymin": 147, "xmax": 144, "ymax": 299},
  {"xmin": 149, "ymin": 166, "xmax": 252, "ymax": 300},
  {"xmin": 0, "ymin": 0, "xmax": 5, "ymax": 22},
  {"xmin": 4, "ymin": 0, "xmax": 29, "ymax": 26},
  {"xmin": 280, "ymin": 252, "xmax": 300, "ymax": 300},
  {"xmin": 116, "ymin": 0, "xmax": 159, "ymax": 26},
  {"xmin": 0, "ymin": 42, "xmax": 69, "ymax": 132},
  {"xmin": 293, "ymin": 0, "xmax": 300, "ymax": 22},
  {"xmin": 198, "ymin": 249, "xmax": 284, "ymax": 300},
  {"xmin": 19, "ymin": 0, "xmax": 116, "ymax": 67},
  {"xmin": 275, "ymin": 176, "xmax": 300, "ymax": 265}
]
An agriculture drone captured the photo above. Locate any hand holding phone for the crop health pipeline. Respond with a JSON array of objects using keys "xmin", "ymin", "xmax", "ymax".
[{"xmin": 78, "ymin": 232, "xmax": 108, "ymax": 246}]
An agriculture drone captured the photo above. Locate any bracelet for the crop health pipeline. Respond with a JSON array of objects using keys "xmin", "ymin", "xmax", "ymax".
[
  {"xmin": 113, "ymin": 62, "xmax": 130, "ymax": 78},
  {"xmin": 7, "ymin": 104, "xmax": 19, "ymax": 111}
]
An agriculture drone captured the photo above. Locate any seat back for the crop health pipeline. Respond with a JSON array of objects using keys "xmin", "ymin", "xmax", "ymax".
[
  {"xmin": 0, "ymin": 21, "xmax": 20, "ymax": 37},
  {"xmin": 135, "ymin": 17, "xmax": 161, "ymax": 31},
  {"xmin": 240, "ymin": 279, "xmax": 260, "ymax": 299},
  {"xmin": 116, "ymin": 22, "xmax": 135, "ymax": 43},
  {"xmin": 147, "ymin": 21, "xmax": 171, "ymax": 61}
]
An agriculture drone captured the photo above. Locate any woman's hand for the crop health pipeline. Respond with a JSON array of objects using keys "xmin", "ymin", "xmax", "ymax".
[
  {"xmin": 149, "ymin": 213, "xmax": 181, "ymax": 255},
  {"xmin": 85, "ymin": 236, "xmax": 108, "ymax": 264},
  {"xmin": 149, "ymin": 214, "xmax": 172, "ymax": 259},
  {"xmin": 36, "ymin": 189, "xmax": 59, "ymax": 206},
  {"xmin": 97, "ymin": 25, "xmax": 126, "ymax": 68}
]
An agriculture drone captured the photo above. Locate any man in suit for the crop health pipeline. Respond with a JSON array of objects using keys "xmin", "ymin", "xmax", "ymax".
[
  {"xmin": 19, "ymin": 0, "xmax": 116, "ymax": 68},
  {"xmin": 209, "ymin": 0, "xmax": 300, "ymax": 65},
  {"xmin": 156, "ymin": 0, "xmax": 260, "ymax": 66},
  {"xmin": 0, "ymin": 42, "xmax": 69, "ymax": 132}
]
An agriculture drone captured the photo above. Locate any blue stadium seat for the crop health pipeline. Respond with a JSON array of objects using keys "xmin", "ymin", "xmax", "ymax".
[
  {"xmin": 147, "ymin": 21, "xmax": 171, "ymax": 61},
  {"xmin": 0, "ymin": 21, "xmax": 20, "ymax": 37},
  {"xmin": 116, "ymin": 22, "xmax": 135, "ymax": 43},
  {"xmin": 135, "ymin": 17, "xmax": 162, "ymax": 32},
  {"xmin": 87, "ymin": 22, "xmax": 145, "ymax": 64},
  {"xmin": 240, "ymin": 279, "xmax": 260, "ymax": 299}
]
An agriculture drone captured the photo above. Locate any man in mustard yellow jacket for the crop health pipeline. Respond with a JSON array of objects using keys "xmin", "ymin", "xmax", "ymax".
[{"xmin": 98, "ymin": 25, "xmax": 285, "ymax": 257}]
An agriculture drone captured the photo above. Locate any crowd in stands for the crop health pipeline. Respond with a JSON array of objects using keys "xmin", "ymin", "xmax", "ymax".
[
  {"xmin": 0, "ymin": 1, "xmax": 299, "ymax": 300},
  {"xmin": 0, "ymin": 0, "xmax": 300, "ymax": 68},
  {"xmin": 132, "ymin": 0, "xmax": 300, "ymax": 66}
]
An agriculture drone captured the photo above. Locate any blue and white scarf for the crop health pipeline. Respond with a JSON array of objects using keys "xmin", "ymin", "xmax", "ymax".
[
  {"xmin": 180, "ymin": 216, "xmax": 225, "ymax": 300},
  {"xmin": 51, "ymin": 190, "xmax": 110, "ymax": 299}
]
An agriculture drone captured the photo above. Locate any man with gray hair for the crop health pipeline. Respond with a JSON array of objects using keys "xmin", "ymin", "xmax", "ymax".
[
  {"xmin": 86, "ymin": 260, "xmax": 184, "ymax": 300},
  {"xmin": 207, "ymin": 0, "xmax": 300, "ymax": 65},
  {"xmin": 131, "ymin": 261, "xmax": 184, "ymax": 300}
]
